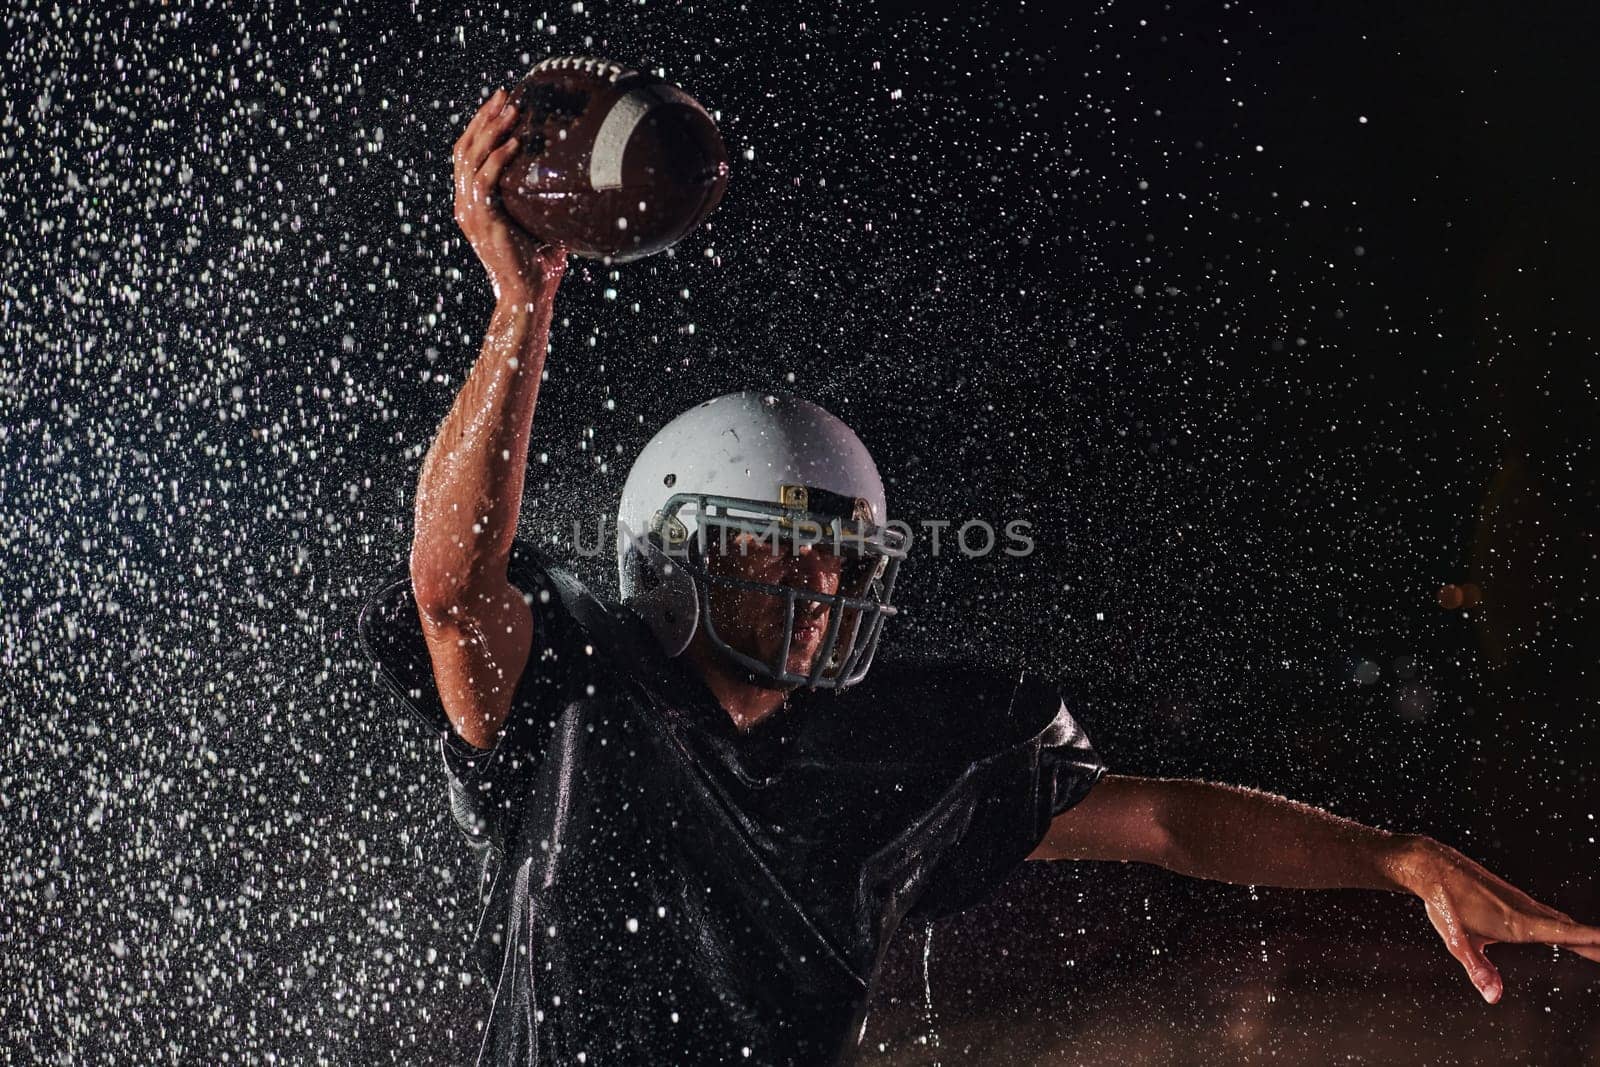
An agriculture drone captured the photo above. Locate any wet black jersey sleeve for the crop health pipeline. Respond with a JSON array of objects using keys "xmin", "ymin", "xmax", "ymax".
[
  {"xmin": 356, "ymin": 542, "xmax": 592, "ymax": 853},
  {"xmin": 902, "ymin": 675, "xmax": 1107, "ymax": 922}
]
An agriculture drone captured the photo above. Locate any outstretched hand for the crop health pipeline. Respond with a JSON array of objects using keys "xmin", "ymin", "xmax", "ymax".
[
  {"xmin": 453, "ymin": 86, "xmax": 567, "ymax": 306},
  {"xmin": 1406, "ymin": 838, "xmax": 1600, "ymax": 1003}
]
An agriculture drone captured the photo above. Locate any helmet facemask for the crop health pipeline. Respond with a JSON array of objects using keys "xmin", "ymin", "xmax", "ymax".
[{"xmin": 625, "ymin": 487, "xmax": 905, "ymax": 691}]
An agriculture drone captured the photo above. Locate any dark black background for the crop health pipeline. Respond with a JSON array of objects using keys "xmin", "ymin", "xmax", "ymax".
[{"xmin": 4, "ymin": 0, "xmax": 1596, "ymax": 1062}]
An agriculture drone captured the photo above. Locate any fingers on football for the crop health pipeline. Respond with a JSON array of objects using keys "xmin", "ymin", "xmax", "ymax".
[
  {"xmin": 455, "ymin": 89, "xmax": 518, "ymax": 175},
  {"xmin": 458, "ymin": 88, "xmax": 505, "ymax": 150},
  {"xmin": 453, "ymin": 90, "xmax": 500, "ymax": 204},
  {"xmin": 477, "ymin": 137, "xmax": 520, "ymax": 196},
  {"xmin": 534, "ymin": 243, "xmax": 570, "ymax": 272},
  {"xmin": 468, "ymin": 94, "xmax": 519, "ymax": 166},
  {"xmin": 454, "ymin": 88, "xmax": 499, "ymax": 163}
]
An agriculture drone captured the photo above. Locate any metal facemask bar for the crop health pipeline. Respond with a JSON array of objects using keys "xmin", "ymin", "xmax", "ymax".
[{"xmin": 649, "ymin": 488, "xmax": 907, "ymax": 690}]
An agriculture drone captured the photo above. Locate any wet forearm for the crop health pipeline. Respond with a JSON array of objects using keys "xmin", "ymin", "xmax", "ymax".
[
  {"xmin": 1149, "ymin": 778, "xmax": 1421, "ymax": 893},
  {"xmin": 411, "ymin": 298, "xmax": 553, "ymax": 606}
]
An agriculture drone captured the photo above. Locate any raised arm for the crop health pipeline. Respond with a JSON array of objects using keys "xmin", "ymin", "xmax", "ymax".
[
  {"xmin": 410, "ymin": 86, "xmax": 567, "ymax": 750},
  {"xmin": 1029, "ymin": 773, "xmax": 1600, "ymax": 1002}
]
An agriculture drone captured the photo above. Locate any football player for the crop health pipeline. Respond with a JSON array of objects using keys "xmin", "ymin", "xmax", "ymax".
[{"xmin": 358, "ymin": 86, "xmax": 1600, "ymax": 1067}]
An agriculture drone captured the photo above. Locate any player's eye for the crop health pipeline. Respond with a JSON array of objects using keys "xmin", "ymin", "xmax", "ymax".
[{"xmin": 739, "ymin": 532, "xmax": 780, "ymax": 555}]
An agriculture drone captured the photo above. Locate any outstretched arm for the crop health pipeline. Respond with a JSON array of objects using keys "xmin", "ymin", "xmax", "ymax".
[{"xmin": 1028, "ymin": 773, "xmax": 1600, "ymax": 1002}]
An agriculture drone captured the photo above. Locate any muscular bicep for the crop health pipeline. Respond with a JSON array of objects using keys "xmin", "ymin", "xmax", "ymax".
[
  {"xmin": 1025, "ymin": 773, "xmax": 1175, "ymax": 864},
  {"xmin": 417, "ymin": 578, "xmax": 534, "ymax": 751}
]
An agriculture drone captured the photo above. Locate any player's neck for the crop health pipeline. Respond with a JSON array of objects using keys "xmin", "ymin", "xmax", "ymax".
[{"xmin": 681, "ymin": 633, "xmax": 792, "ymax": 732}]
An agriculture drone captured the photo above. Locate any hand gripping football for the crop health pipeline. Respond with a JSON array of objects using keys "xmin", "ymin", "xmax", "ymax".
[{"xmin": 496, "ymin": 56, "xmax": 730, "ymax": 262}]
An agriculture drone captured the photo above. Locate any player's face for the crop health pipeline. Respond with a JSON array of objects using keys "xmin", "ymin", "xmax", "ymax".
[{"xmin": 705, "ymin": 531, "xmax": 847, "ymax": 675}]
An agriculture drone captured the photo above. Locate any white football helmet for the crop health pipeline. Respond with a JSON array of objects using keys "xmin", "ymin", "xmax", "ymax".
[{"xmin": 616, "ymin": 390, "xmax": 906, "ymax": 690}]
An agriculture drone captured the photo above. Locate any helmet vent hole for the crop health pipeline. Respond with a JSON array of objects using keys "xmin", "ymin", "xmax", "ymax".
[{"xmin": 663, "ymin": 472, "xmax": 676, "ymax": 487}]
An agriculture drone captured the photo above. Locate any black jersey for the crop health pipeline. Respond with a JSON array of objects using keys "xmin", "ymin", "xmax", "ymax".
[{"xmin": 358, "ymin": 541, "xmax": 1106, "ymax": 1066}]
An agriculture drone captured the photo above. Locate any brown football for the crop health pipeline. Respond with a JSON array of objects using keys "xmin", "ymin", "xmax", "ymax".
[{"xmin": 496, "ymin": 56, "xmax": 730, "ymax": 262}]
